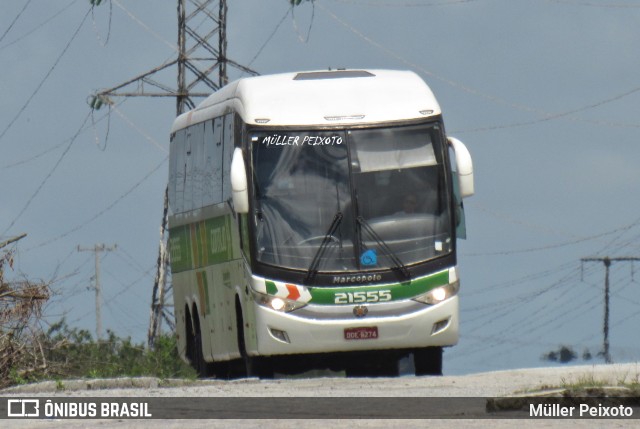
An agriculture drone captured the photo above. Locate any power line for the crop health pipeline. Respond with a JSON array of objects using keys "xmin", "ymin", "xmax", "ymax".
[
  {"xmin": 26, "ymin": 155, "xmax": 168, "ymax": 251},
  {"xmin": 317, "ymin": 2, "xmax": 550, "ymax": 115},
  {"xmin": 464, "ymin": 201, "xmax": 640, "ymax": 257},
  {"xmin": 3, "ymin": 99, "xmax": 123, "ymax": 169},
  {"xmin": 291, "ymin": 0, "xmax": 316, "ymax": 43},
  {"xmin": 246, "ymin": 7, "xmax": 290, "ymax": 69},
  {"xmin": 331, "ymin": 0, "xmax": 481, "ymax": 6},
  {"xmin": 465, "ymin": 225, "xmax": 639, "ymax": 257},
  {"xmin": 595, "ymin": 213, "xmax": 640, "ymax": 256},
  {"xmin": 0, "ymin": 7, "xmax": 91, "ymax": 144},
  {"xmin": 113, "ymin": 245, "xmax": 151, "ymax": 274},
  {"xmin": 111, "ymin": 0, "xmax": 177, "ymax": 53},
  {"xmin": 453, "ymin": 264, "xmax": 603, "ymax": 363},
  {"xmin": 462, "ymin": 265, "xmax": 583, "ymax": 331},
  {"xmin": 454, "ymin": 85, "xmax": 640, "ymax": 133},
  {"xmin": 3, "ymin": 140, "xmax": 68, "ymax": 169},
  {"xmin": 0, "ymin": 1, "xmax": 78, "ymax": 52},
  {"xmin": 109, "ymin": 104, "xmax": 168, "ymax": 154},
  {"xmin": 454, "ymin": 256, "xmax": 640, "ymax": 367},
  {"xmin": 548, "ymin": 0, "xmax": 640, "ymax": 8},
  {"xmin": 319, "ymin": 2, "xmax": 640, "ymax": 133},
  {"xmin": 90, "ymin": 0, "xmax": 113, "ymax": 46},
  {"xmin": 463, "ymin": 260, "xmax": 576, "ymax": 298},
  {"xmin": 0, "ymin": 0, "xmax": 34, "ymax": 44},
  {"xmin": 2, "ymin": 111, "xmax": 92, "ymax": 237},
  {"xmin": 580, "ymin": 256, "xmax": 640, "ymax": 364},
  {"xmin": 455, "ymin": 288, "xmax": 602, "ymax": 365}
]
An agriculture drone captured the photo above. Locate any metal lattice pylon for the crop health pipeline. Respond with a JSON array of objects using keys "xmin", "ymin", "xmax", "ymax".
[{"xmin": 91, "ymin": 0, "xmax": 257, "ymax": 348}]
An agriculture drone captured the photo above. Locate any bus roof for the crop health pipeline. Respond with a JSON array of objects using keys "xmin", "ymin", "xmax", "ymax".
[{"xmin": 171, "ymin": 69, "xmax": 442, "ymax": 132}]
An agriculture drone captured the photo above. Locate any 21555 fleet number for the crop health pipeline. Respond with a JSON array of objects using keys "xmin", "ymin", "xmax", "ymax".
[{"xmin": 334, "ymin": 290, "xmax": 392, "ymax": 304}]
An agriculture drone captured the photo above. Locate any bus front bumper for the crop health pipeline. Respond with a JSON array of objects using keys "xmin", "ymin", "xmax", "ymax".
[{"xmin": 251, "ymin": 296, "xmax": 458, "ymax": 356}]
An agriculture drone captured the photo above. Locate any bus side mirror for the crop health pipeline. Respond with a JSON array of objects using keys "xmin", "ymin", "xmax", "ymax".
[
  {"xmin": 447, "ymin": 137, "xmax": 474, "ymax": 198},
  {"xmin": 231, "ymin": 148, "xmax": 249, "ymax": 213}
]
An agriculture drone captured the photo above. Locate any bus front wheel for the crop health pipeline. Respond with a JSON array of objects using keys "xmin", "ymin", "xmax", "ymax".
[
  {"xmin": 235, "ymin": 299, "xmax": 274, "ymax": 379},
  {"xmin": 413, "ymin": 346, "xmax": 443, "ymax": 376}
]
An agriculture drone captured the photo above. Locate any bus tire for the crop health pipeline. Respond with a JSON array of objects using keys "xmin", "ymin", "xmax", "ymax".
[
  {"xmin": 235, "ymin": 298, "xmax": 274, "ymax": 379},
  {"xmin": 413, "ymin": 346, "xmax": 443, "ymax": 376},
  {"xmin": 191, "ymin": 307, "xmax": 212, "ymax": 378},
  {"xmin": 184, "ymin": 306, "xmax": 195, "ymax": 367}
]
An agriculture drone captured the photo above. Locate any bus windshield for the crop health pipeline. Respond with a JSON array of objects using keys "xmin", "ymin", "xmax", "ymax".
[{"xmin": 250, "ymin": 123, "xmax": 452, "ymax": 276}]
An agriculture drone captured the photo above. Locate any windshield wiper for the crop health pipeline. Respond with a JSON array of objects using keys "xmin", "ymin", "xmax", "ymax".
[
  {"xmin": 356, "ymin": 216, "xmax": 410, "ymax": 280},
  {"xmin": 304, "ymin": 212, "xmax": 343, "ymax": 285}
]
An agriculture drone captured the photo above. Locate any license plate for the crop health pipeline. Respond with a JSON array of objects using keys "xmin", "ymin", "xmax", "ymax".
[{"xmin": 344, "ymin": 326, "xmax": 378, "ymax": 340}]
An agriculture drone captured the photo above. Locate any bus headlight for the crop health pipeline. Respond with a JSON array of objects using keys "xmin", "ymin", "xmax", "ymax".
[
  {"xmin": 412, "ymin": 280, "xmax": 459, "ymax": 305},
  {"xmin": 252, "ymin": 291, "xmax": 307, "ymax": 313}
]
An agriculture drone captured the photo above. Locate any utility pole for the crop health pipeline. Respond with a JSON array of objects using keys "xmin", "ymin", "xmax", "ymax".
[
  {"xmin": 77, "ymin": 244, "xmax": 117, "ymax": 340},
  {"xmin": 90, "ymin": 0, "xmax": 257, "ymax": 348},
  {"xmin": 581, "ymin": 256, "xmax": 640, "ymax": 364}
]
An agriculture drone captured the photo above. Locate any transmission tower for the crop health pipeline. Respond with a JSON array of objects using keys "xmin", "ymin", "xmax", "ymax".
[{"xmin": 90, "ymin": 0, "xmax": 257, "ymax": 348}]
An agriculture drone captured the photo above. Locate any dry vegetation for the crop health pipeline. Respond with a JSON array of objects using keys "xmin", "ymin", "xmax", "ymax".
[
  {"xmin": 1, "ymin": 244, "xmax": 193, "ymax": 389},
  {"xmin": 0, "ymin": 247, "xmax": 51, "ymax": 387}
]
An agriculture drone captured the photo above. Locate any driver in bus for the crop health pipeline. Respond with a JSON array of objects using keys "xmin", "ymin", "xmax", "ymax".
[{"xmin": 401, "ymin": 194, "xmax": 419, "ymax": 214}]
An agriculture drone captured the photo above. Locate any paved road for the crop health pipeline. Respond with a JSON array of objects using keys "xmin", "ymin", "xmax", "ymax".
[{"xmin": 2, "ymin": 363, "xmax": 639, "ymax": 428}]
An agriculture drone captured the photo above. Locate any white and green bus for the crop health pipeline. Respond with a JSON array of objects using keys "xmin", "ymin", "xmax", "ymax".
[{"xmin": 168, "ymin": 69, "xmax": 474, "ymax": 378}]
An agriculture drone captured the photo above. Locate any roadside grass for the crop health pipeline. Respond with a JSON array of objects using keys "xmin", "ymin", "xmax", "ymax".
[
  {"xmin": 518, "ymin": 368, "xmax": 640, "ymax": 396},
  {"xmin": 5, "ymin": 319, "xmax": 196, "ymax": 388}
]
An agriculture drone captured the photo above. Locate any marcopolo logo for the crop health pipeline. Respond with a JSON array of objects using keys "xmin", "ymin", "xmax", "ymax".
[{"xmin": 332, "ymin": 273, "xmax": 382, "ymax": 284}]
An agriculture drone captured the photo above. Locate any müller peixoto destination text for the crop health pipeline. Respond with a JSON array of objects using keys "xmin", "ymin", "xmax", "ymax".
[{"xmin": 530, "ymin": 403, "xmax": 634, "ymax": 418}]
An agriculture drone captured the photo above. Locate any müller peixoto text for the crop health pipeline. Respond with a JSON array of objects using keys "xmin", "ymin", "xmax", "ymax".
[{"xmin": 530, "ymin": 403, "xmax": 634, "ymax": 418}]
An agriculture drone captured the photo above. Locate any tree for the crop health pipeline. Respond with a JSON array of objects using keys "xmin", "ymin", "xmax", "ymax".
[{"xmin": 542, "ymin": 345, "xmax": 578, "ymax": 364}]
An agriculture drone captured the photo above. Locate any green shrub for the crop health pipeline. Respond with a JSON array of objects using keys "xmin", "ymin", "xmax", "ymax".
[{"xmin": 4, "ymin": 319, "xmax": 195, "ymax": 387}]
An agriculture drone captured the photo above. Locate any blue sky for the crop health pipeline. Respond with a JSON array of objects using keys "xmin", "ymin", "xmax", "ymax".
[{"xmin": 1, "ymin": 0, "xmax": 640, "ymax": 375}]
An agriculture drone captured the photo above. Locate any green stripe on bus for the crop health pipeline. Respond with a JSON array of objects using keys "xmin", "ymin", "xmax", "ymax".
[
  {"xmin": 308, "ymin": 269, "xmax": 449, "ymax": 304},
  {"xmin": 262, "ymin": 269, "xmax": 449, "ymax": 304},
  {"xmin": 169, "ymin": 214, "xmax": 234, "ymax": 273},
  {"xmin": 169, "ymin": 225, "xmax": 192, "ymax": 273}
]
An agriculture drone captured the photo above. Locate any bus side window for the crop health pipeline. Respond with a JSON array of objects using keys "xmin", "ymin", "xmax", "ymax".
[
  {"xmin": 202, "ymin": 120, "xmax": 215, "ymax": 207},
  {"xmin": 184, "ymin": 128, "xmax": 194, "ymax": 212},
  {"xmin": 168, "ymin": 133, "xmax": 177, "ymax": 213},
  {"xmin": 222, "ymin": 113, "xmax": 234, "ymax": 203},
  {"xmin": 211, "ymin": 117, "xmax": 224, "ymax": 204},
  {"xmin": 173, "ymin": 129, "xmax": 186, "ymax": 214},
  {"xmin": 191, "ymin": 122, "xmax": 205, "ymax": 210}
]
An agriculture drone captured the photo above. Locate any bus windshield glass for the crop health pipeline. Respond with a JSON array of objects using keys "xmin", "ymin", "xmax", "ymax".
[{"xmin": 250, "ymin": 123, "xmax": 452, "ymax": 275}]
